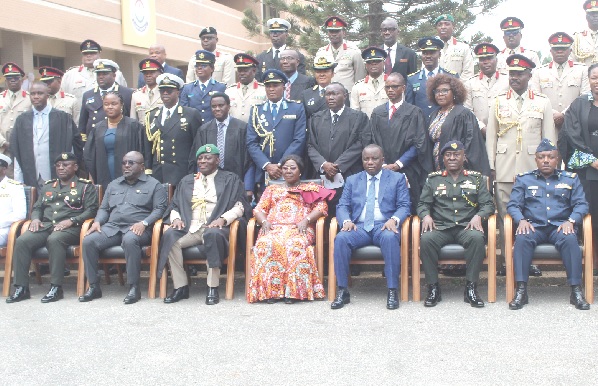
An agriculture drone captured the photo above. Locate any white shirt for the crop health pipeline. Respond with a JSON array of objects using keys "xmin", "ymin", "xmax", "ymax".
[
  {"xmin": 425, "ymin": 67, "xmax": 440, "ymax": 78},
  {"xmin": 330, "ymin": 106, "xmax": 345, "ymax": 121},
  {"xmin": 161, "ymin": 104, "xmax": 178, "ymax": 125},
  {"xmin": 384, "ymin": 43, "xmax": 398, "ymax": 67},
  {"xmin": 272, "ymin": 44, "xmax": 287, "ymax": 59},
  {"xmin": 215, "ymin": 115, "xmax": 230, "ymax": 139}
]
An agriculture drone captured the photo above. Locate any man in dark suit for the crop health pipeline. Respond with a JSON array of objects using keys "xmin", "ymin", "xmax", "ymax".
[
  {"xmin": 180, "ymin": 50, "xmax": 227, "ymax": 123},
  {"xmin": 280, "ymin": 49, "xmax": 315, "ymax": 101},
  {"xmin": 380, "ymin": 17, "xmax": 417, "ymax": 80},
  {"xmin": 246, "ymin": 69, "xmax": 307, "ymax": 190},
  {"xmin": 79, "ymin": 59, "xmax": 133, "ymax": 140},
  {"xmin": 144, "ymin": 74, "xmax": 202, "ymax": 186},
  {"xmin": 331, "ymin": 144, "xmax": 411, "ymax": 310},
  {"xmin": 307, "ymin": 82, "xmax": 367, "ymax": 215},
  {"xmin": 301, "ymin": 57, "xmax": 337, "ymax": 120},
  {"xmin": 255, "ymin": 18, "xmax": 306, "ymax": 82},
  {"xmin": 11, "ymin": 82, "xmax": 83, "ymax": 189},
  {"xmin": 192, "ymin": 92, "xmax": 254, "ymax": 199},
  {"xmin": 137, "ymin": 44, "xmax": 184, "ymax": 88}
]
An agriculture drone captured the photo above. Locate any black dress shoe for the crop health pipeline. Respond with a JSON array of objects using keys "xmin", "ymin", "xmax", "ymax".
[
  {"xmin": 6, "ymin": 286, "xmax": 30, "ymax": 303},
  {"xmin": 331, "ymin": 287, "xmax": 350, "ymax": 309},
  {"xmin": 164, "ymin": 285, "xmax": 190, "ymax": 304},
  {"xmin": 529, "ymin": 265, "xmax": 542, "ymax": 277},
  {"xmin": 570, "ymin": 285, "xmax": 590, "ymax": 310},
  {"xmin": 284, "ymin": 297, "xmax": 296, "ymax": 304},
  {"xmin": 79, "ymin": 284, "xmax": 102, "ymax": 302},
  {"xmin": 123, "ymin": 285, "xmax": 141, "ymax": 304},
  {"xmin": 387, "ymin": 288, "xmax": 399, "ymax": 310},
  {"xmin": 496, "ymin": 266, "xmax": 506, "ymax": 277},
  {"xmin": 63, "ymin": 268, "xmax": 71, "ymax": 277},
  {"xmin": 463, "ymin": 281, "xmax": 485, "ymax": 308},
  {"xmin": 509, "ymin": 281, "xmax": 528, "ymax": 310},
  {"xmin": 266, "ymin": 298, "xmax": 279, "ymax": 304},
  {"xmin": 205, "ymin": 286, "xmax": 219, "ymax": 305},
  {"xmin": 41, "ymin": 285, "xmax": 63, "ymax": 303},
  {"xmin": 424, "ymin": 283, "xmax": 441, "ymax": 307}
]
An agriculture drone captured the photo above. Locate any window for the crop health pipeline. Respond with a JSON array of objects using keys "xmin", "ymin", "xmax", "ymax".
[{"xmin": 33, "ymin": 55, "xmax": 65, "ymax": 71}]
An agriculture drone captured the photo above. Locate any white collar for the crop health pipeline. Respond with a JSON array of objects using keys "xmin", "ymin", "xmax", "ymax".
[{"xmin": 330, "ymin": 106, "xmax": 345, "ymax": 118}]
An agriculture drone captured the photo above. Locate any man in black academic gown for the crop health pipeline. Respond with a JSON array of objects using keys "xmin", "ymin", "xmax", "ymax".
[
  {"xmin": 11, "ymin": 82, "xmax": 83, "ymax": 189},
  {"xmin": 367, "ymin": 73, "xmax": 433, "ymax": 210},
  {"xmin": 144, "ymin": 73, "xmax": 202, "ymax": 186},
  {"xmin": 307, "ymin": 82, "xmax": 368, "ymax": 215},
  {"xmin": 191, "ymin": 92, "xmax": 255, "ymax": 200},
  {"xmin": 158, "ymin": 144, "xmax": 251, "ymax": 305}
]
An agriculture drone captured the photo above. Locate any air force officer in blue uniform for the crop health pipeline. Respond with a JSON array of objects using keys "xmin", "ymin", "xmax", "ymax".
[
  {"xmin": 246, "ymin": 69, "xmax": 306, "ymax": 189},
  {"xmin": 180, "ymin": 50, "xmax": 226, "ymax": 123},
  {"xmin": 331, "ymin": 144, "xmax": 411, "ymax": 310},
  {"xmin": 507, "ymin": 139, "xmax": 590, "ymax": 310}
]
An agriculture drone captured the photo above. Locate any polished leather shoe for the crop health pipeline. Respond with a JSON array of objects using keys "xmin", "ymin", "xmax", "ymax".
[
  {"xmin": 123, "ymin": 285, "xmax": 141, "ymax": 304},
  {"xmin": 266, "ymin": 298, "xmax": 279, "ymax": 304},
  {"xmin": 6, "ymin": 286, "xmax": 30, "ymax": 303},
  {"xmin": 509, "ymin": 282, "xmax": 528, "ymax": 310},
  {"xmin": 79, "ymin": 284, "xmax": 102, "ymax": 302},
  {"xmin": 570, "ymin": 285, "xmax": 590, "ymax": 310},
  {"xmin": 424, "ymin": 283, "xmax": 441, "ymax": 307},
  {"xmin": 205, "ymin": 286, "xmax": 219, "ymax": 305},
  {"xmin": 496, "ymin": 266, "xmax": 507, "ymax": 277},
  {"xmin": 463, "ymin": 281, "xmax": 484, "ymax": 308},
  {"xmin": 331, "ymin": 287, "xmax": 350, "ymax": 309},
  {"xmin": 284, "ymin": 297, "xmax": 296, "ymax": 304},
  {"xmin": 529, "ymin": 265, "xmax": 542, "ymax": 277},
  {"xmin": 386, "ymin": 288, "xmax": 399, "ymax": 310},
  {"xmin": 41, "ymin": 285, "xmax": 63, "ymax": 303},
  {"xmin": 164, "ymin": 285, "xmax": 189, "ymax": 304}
]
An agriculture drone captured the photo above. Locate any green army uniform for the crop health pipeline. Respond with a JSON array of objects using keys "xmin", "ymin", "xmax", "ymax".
[
  {"xmin": 417, "ymin": 169, "xmax": 495, "ymax": 283},
  {"xmin": 12, "ymin": 177, "xmax": 98, "ymax": 286}
]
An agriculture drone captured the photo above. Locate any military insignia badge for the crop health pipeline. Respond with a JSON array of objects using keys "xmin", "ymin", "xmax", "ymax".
[
  {"xmin": 199, "ymin": 52, "xmax": 205, "ymax": 59},
  {"xmin": 70, "ymin": 189, "xmax": 77, "ymax": 195},
  {"xmin": 451, "ymin": 143, "xmax": 457, "ymax": 149},
  {"xmin": 62, "ymin": 154, "xmax": 68, "ymax": 160}
]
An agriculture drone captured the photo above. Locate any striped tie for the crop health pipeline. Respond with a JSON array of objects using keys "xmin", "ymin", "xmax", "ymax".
[{"xmin": 217, "ymin": 122, "xmax": 225, "ymax": 168}]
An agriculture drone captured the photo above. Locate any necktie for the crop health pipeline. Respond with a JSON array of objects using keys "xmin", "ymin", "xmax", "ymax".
[
  {"xmin": 148, "ymin": 89, "xmax": 154, "ymax": 100},
  {"xmin": 390, "ymin": 105, "xmax": 397, "ymax": 119},
  {"xmin": 11, "ymin": 93, "xmax": 16, "ymax": 105},
  {"xmin": 364, "ymin": 176, "xmax": 377, "ymax": 232},
  {"xmin": 509, "ymin": 50, "xmax": 515, "ymax": 55},
  {"xmin": 165, "ymin": 109, "xmax": 171, "ymax": 120},
  {"xmin": 319, "ymin": 88, "xmax": 325, "ymax": 97},
  {"xmin": 274, "ymin": 49, "xmax": 280, "ymax": 61},
  {"xmin": 557, "ymin": 64, "xmax": 564, "ymax": 77},
  {"xmin": 384, "ymin": 48, "xmax": 392, "ymax": 74},
  {"xmin": 217, "ymin": 122, "xmax": 226, "ymax": 168},
  {"xmin": 332, "ymin": 113, "xmax": 339, "ymax": 125},
  {"xmin": 285, "ymin": 82, "xmax": 291, "ymax": 99},
  {"xmin": 100, "ymin": 90, "xmax": 107, "ymax": 98},
  {"xmin": 201, "ymin": 84, "xmax": 206, "ymax": 93},
  {"xmin": 517, "ymin": 96, "xmax": 523, "ymax": 110},
  {"xmin": 271, "ymin": 103, "xmax": 278, "ymax": 120},
  {"xmin": 202, "ymin": 175, "xmax": 208, "ymax": 191},
  {"xmin": 372, "ymin": 78, "xmax": 379, "ymax": 89},
  {"xmin": 242, "ymin": 85, "xmax": 248, "ymax": 96},
  {"xmin": 427, "ymin": 71, "xmax": 434, "ymax": 79}
]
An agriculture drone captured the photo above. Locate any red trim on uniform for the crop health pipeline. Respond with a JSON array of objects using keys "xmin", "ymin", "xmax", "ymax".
[
  {"xmin": 507, "ymin": 89, "xmax": 512, "ymax": 99},
  {"xmin": 52, "ymin": 181, "xmax": 58, "ymax": 188},
  {"xmin": 383, "ymin": 74, "xmax": 388, "ymax": 81},
  {"xmin": 237, "ymin": 82, "xmax": 241, "ymax": 89},
  {"xmin": 583, "ymin": 31, "xmax": 588, "ymax": 37},
  {"xmin": 568, "ymin": 60, "xmax": 574, "ymax": 67},
  {"xmin": 78, "ymin": 65, "xmax": 84, "ymax": 72},
  {"xmin": 364, "ymin": 75, "xmax": 370, "ymax": 83},
  {"xmin": 442, "ymin": 171, "xmax": 448, "ymax": 177},
  {"xmin": 520, "ymin": 47, "xmax": 525, "ymax": 53},
  {"xmin": 495, "ymin": 71, "xmax": 500, "ymax": 79},
  {"xmin": 549, "ymin": 61, "xmax": 553, "ymax": 69},
  {"xmin": 463, "ymin": 170, "xmax": 469, "ymax": 176},
  {"xmin": 501, "ymin": 48, "xmax": 506, "ymax": 54},
  {"xmin": 452, "ymin": 37, "xmax": 457, "ymax": 45},
  {"xmin": 529, "ymin": 89, "xmax": 534, "ymax": 100},
  {"xmin": 216, "ymin": 51, "xmax": 220, "ymax": 58},
  {"xmin": 21, "ymin": 91, "xmax": 26, "ymax": 97},
  {"xmin": 343, "ymin": 43, "xmax": 347, "ymax": 50},
  {"xmin": 2, "ymin": 90, "xmax": 7, "ymax": 98},
  {"xmin": 479, "ymin": 72, "xmax": 484, "ymax": 80},
  {"xmin": 60, "ymin": 91, "xmax": 65, "ymax": 98},
  {"xmin": 253, "ymin": 79, "xmax": 259, "ymax": 89}
]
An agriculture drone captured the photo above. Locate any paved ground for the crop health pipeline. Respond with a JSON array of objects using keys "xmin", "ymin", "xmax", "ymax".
[{"xmin": 1, "ymin": 271, "xmax": 597, "ymax": 385}]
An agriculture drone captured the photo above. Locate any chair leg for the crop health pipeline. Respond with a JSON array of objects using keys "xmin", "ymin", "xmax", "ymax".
[
  {"xmin": 117, "ymin": 264, "xmax": 124, "ymax": 286},
  {"xmin": 34, "ymin": 263, "xmax": 42, "ymax": 285},
  {"xmin": 77, "ymin": 259, "xmax": 85, "ymax": 297},
  {"xmin": 159, "ymin": 264, "xmax": 168, "ymax": 299},
  {"xmin": 103, "ymin": 263, "xmax": 112, "ymax": 285},
  {"xmin": 225, "ymin": 258, "xmax": 235, "ymax": 300}
]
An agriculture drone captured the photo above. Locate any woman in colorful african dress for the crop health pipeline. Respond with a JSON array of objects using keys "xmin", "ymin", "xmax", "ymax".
[{"xmin": 247, "ymin": 155, "xmax": 332, "ymax": 304}]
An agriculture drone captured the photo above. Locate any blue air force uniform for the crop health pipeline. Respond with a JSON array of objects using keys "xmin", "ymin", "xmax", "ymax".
[
  {"xmin": 179, "ymin": 78, "xmax": 226, "ymax": 122},
  {"xmin": 405, "ymin": 67, "xmax": 457, "ymax": 122}
]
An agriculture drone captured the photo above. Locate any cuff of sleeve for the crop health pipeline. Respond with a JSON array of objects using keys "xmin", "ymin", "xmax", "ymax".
[
  {"xmin": 395, "ymin": 160, "xmax": 403, "ymax": 169},
  {"xmin": 262, "ymin": 162, "xmax": 270, "ymax": 170},
  {"xmin": 320, "ymin": 162, "xmax": 325, "ymax": 173},
  {"xmin": 342, "ymin": 219, "xmax": 352, "ymax": 226},
  {"xmin": 391, "ymin": 216, "xmax": 401, "ymax": 225},
  {"xmin": 145, "ymin": 169, "xmax": 153, "ymax": 174}
]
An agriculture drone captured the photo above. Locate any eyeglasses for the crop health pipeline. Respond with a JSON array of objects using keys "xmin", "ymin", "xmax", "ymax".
[
  {"xmin": 384, "ymin": 85, "xmax": 404, "ymax": 90},
  {"xmin": 380, "ymin": 28, "xmax": 397, "ymax": 33},
  {"xmin": 121, "ymin": 160, "xmax": 143, "ymax": 166},
  {"xmin": 54, "ymin": 161, "xmax": 76, "ymax": 168},
  {"xmin": 504, "ymin": 30, "xmax": 520, "ymax": 36},
  {"xmin": 433, "ymin": 88, "xmax": 451, "ymax": 95},
  {"xmin": 279, "ymin": 56, "xmax": 296, "ymax": 62}
]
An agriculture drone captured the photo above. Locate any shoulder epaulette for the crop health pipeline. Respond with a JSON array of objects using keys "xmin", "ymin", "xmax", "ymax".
[
  {"xmin": 446, "ymin": 69, "xmax": 458, "ymax": 75},
  {"xmin": 45, "ymin": 179, "xmax": 57, "ymax": 184},
  {"xmin": 7, "ymin": 179, "xmax": 23, "ymax": 185},
  {"xmin": 147, "ymin": 106, "xmax": 161, "ymax": 113},
  {"xmin": 355, "ymin": 78, "xmax": 365, "ymax": 84},
  {"xmin": 427, "ymin": 171, "xmax": 443, "ymax": 177},
  {"xmin": 226, "ymin": 84, "xmax": 237, "ymax": 89},
  {"xmin": 78, "ymin": 178, "xmax": 92, "ymax": 184},
  {"xmin": 517, "ymin": 171, "xmax": 534, "ymax": 177},
  {"xmin": 562, "ymin": 171, "xmax": 577, "ymax": 178},
  {"xmin": 407, "ymin": 71, "xmax": 419, "ymax": 77},
  {"xmin": 534, "ymin": 92, "xmax": 548, "ymax": 98},
  {"xmin": 312, "ymin": 84, "xmax": 318, "ymax": 90},
  {"xmin": 65, "ymin": 65, "xmax": 79, "ymax": 72},
  {"xmin": 465, "ymin": 170, "xmax": 481, "ymax": 175}
]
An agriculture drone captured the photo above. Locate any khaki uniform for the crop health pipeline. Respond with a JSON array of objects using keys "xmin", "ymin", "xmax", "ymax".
[
  {"xmin": 0, "ymin": 90, "xmax": 31, "ymax": 178},
  {"xmin": 61, "ymin": 65, "xmax": 128, "ymax": 103},
  {"xmin": 49, "ymin": 91, "xmax": 80, "ymax": 123},
  {"xmin": 350, "ymin": 74, "xmax": 388, "ymax": 117},
  {"xmin": 463, "ymin": 71, "xmax": 510, "ymax": 128},
  {"xmin": 129, "ymin": 85, "xmax": 163, "ymax": 121},
  {"xmin": 186, "ymin": 51, "xmax": 235, "ymax": 85},
  {"xmin": 497, "ymin": 47, "xmax": 540, "ymax": 71},
  {"xmin": 0, "ymin": 176, "xmax": 26, "ymax": 246},
  {"xmin": 225, "ymin": 80, "xmax": 266, "ymax": 122},
  {"xmin": 572, "ymin": 29, "xmax": 598, "ymax": 65},
  {"xmin": 530, "ymin": 60, "xmax": 590, "ymax": 113},
  {"xmin": 439, "ymin": 37, "xmax": 475, "ymax": 80},
  {"xmin": 315, "ymin": 42, "xmax": 366, "ymax": 92}
]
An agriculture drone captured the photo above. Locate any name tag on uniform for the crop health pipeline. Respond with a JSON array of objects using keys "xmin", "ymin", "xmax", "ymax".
[
  {"xmin": 86, "ymin": 97, "xmax": 95, "ymax": 104},
  {"xmin": 555, "ymin": 183, "xmax": 572, "ymax": 189},
  {"xmin": 282, "ymin": 114, "xmax": 296, "ymax": 119},
  {"xmin": 399, "ymin": 59, "xmax": 408, "ymax": 62},
  {"xmin": 541, "ymin": 81, "xmax": 553, "ymax": 88},
  {"xmin": 527, "ymin": 186, "xmax": 539, "ymax": 190},
  {"xmin": 461, "ymin": 182, "xmax": 476, "ymax": 190}
]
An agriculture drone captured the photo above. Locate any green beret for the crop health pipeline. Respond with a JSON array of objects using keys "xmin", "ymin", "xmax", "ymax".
[
  {"xmin": 196, "ymin": 144, "xmax": 220, "ymax": 158},
  {"xmin": 434, "ymin": 14, "xmax": 455, "ymax": 25}
]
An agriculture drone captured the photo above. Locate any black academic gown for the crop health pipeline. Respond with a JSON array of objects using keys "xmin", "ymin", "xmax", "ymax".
[
  {"xmin": 429, "ymin": 104, "xmax": 491, "ymax": 176},
  {"xmin": 83, "ymin": 117, "xmax": 144, "ymax": 189},
  {"xmin": 368, "ymin": 102, "xmax": 433, "ymax": 209},
  {"xmin": 10, "ymin": 109, "xmax": 83, "ymax": 189},
  {"xmin": 156, "ymin": 171, "xmax": 251, "ymax": 276}
]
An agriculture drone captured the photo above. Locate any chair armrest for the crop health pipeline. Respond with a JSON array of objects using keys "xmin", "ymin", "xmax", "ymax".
[
  {"xmin": 225, "ymin": 219, "xmax": 240, "ymax": 300},
  {"xmin": 411, "ymin": 216, "xmax": 421, "ymax": 301},
  {"xmin": 245, "ymin": 217, "xmax": 257, "ymax": 299},
  {"xmin": 327, "ymin": 217, "xmax": 338, "ymax": 301},
  {"xmin": 315, "ymin": 215, "xmax": 326, "ymax": 284},
  {"xmin": 504, "ymin": 214, "xmax": 515, "ymax": 303}
]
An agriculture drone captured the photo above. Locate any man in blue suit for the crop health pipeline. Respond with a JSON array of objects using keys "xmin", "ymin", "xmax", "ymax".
[
  {"xmin": 406, "ymin": 37, "xmax": 458, "ymax": 122},
  {"xmin": 246, "ymin": 69, "xmax": 306, "ymax": 191},
  {"xmin": 180, "ymin": 50, "xmax": 226, "ymax": 123},
  {"xmin": 331, "ymin": 144, "xmax": 411, "ymax": 310},
  {"xmin": 137, "ymin": 45, "xmax": 184, "ymax": 88}
]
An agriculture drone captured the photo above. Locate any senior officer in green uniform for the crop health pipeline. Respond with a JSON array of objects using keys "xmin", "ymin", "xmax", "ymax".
[
  {"xmin": 507, "ymin": 139, "xmax": 590, "ymax": 310},
  {"xmin": 6, "ymin": 153, "xmax": 98, "ymax": 303},
  {"xmin": 417, "ymin": 141, "xmax": 495, "ymax": 308}
]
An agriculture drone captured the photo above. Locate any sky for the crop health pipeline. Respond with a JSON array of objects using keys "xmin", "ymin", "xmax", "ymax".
[{"xmin": 463, "ymin": 0, "xmax": 586, "ymax": 58}]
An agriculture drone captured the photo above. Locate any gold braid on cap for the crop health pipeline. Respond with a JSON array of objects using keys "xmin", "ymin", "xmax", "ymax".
[
  {"xmin": 251, "ymin": 106, "xmax": 275, "ymax": 157},
  {"xmin": 573, "ymin": 34, "xmax": 596, "ymax": 62},
  {"xmin": 494, "ymin": 97, "xmax": 523, "ymax": 151},
  {"xmin": 145, "ymin": 109, "xmax": 162, "ymax": 162}
]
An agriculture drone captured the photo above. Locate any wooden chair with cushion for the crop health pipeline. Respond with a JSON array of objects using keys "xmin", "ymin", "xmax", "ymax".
[
  {"xmin": 411, "ymin": 215, "xmax": 497, "ymax": 302},
  {"xmin": 1, "ymin": 186, "xmax": 36, "ymax": 297},
  {"xmin": 504, "ymin": 214, "xmax": 593, "ymax": 303}
]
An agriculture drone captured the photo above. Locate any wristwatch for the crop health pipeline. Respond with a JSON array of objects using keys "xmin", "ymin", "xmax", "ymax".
[
  {"xmin": 142, "ymin": 220, "xmax": 149, "ymax": 227},
  {"xmin": 69, "ymin": 217, "xmax": 77, "ymax": 225},
  {"xmin": 567, "ymin": 218, "xmax": 575, "ymax": 224}
]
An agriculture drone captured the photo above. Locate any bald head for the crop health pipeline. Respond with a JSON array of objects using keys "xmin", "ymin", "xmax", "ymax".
[
  {"xmin": 149, "ymin": 44, "xmax": 167, "ymax": 64},
  {"xmin": 380, "ymin": 18, "xmax": 399, "ymax": 46}
]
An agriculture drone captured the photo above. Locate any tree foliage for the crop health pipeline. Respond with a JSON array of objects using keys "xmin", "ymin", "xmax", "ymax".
[{"xmin": 242, "ymin": 0, "xmax": 504, "ymax": 61}]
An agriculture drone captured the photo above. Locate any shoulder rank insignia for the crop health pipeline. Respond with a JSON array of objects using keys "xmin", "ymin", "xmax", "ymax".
[{"xmin": 427, "ymin": 171, "xmax": 443, "ymax": 177}]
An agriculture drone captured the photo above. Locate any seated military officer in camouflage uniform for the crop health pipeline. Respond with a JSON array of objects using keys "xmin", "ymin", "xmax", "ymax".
[
  {"xmin": 6, "ymin": 153, "xmax": 98, "ymax": 304},
  {"xmin": 507, "ymin": 139, "xmax": 590, "ymax": 310},
  {"xmin": 417, "ymin": 141, "xmax": 495, "ymax": 308}
]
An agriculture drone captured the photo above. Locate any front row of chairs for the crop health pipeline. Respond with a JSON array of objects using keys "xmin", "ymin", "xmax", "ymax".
[{"xmin": 1, "ymin": 186, "xmax": 594, "ymax": 304}]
